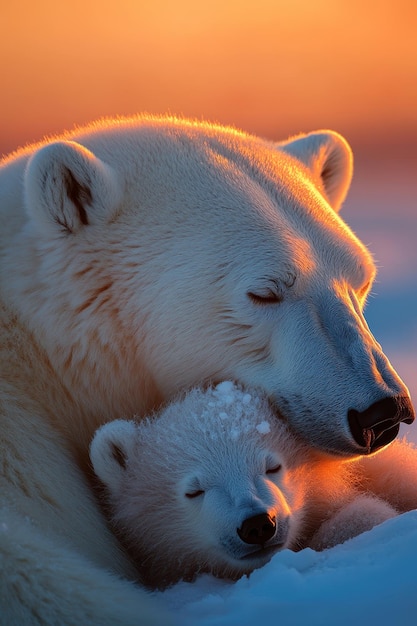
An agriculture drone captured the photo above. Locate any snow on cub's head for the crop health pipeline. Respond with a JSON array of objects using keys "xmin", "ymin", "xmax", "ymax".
[{"xmin": 90, "ymin": 382, "xmax": 308, "ymax": 589}]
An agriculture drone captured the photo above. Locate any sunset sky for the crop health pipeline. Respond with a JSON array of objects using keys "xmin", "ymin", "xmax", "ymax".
[{"xmin": 1, "ymin": 0, "xmax": 416, "ymax": 156}]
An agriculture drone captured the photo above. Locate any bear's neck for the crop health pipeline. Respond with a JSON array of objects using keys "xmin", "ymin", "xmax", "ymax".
[
  {"xmin": 0, "ymin": 300, "xmax": 163, "ymax": 467},
  {"xmin": 1, "ymin": 228, "xmax": 166, "ymax": 456}
]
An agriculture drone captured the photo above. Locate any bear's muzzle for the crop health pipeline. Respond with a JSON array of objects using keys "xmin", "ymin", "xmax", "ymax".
[{"xmin": 348, "ymin": 395, "xmax": 415, "ymax": 453}]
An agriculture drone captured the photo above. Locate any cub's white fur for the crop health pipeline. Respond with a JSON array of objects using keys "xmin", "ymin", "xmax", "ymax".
[{"xmin": 90, "ymin": 383, "xmax": 397, "ymax": 589}]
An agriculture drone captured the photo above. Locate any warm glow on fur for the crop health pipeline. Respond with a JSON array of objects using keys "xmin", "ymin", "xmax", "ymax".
[
  {"xmin": 1, "ymin": 114, "xmax": 415, "ymax": 623},
  {"xmin": 90, "ymin": 383, "xmax": 398, "ymax": 589}
]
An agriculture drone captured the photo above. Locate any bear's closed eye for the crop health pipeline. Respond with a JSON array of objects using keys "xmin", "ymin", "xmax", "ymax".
[
  {"xmin": 266, "ymin": 464, "xmax": 282, "ymax": 474},
  {"xmin": 185, "ymin": 489, "xmax": 204, "ymax": 499}
]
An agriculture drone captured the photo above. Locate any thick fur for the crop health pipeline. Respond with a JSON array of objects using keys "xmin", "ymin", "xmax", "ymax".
[
  {"xmin": 0, "ymin": 115, "xmax": 416, "ymax": 622},
  {"xmin": 0, "ymin": 303, "xmax": 166, "ymax": 625},
  {"xmin": 90, "ymin": 383, "xmax": 398, "ymax": 589}
]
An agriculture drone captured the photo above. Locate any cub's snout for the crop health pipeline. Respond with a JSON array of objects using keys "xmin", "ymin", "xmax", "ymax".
[{"xmin": 237, "ymin": 512, "xmax": 277, "ymax": 545}]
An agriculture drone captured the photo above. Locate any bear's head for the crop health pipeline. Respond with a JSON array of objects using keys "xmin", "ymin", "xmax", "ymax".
[
  {"xmin": 89, "ymin": 382, "xmax": 308, "ymax": 588},
  {"xmin": 7, "ymin": 117, "xmax": 414, "ymax": 454}
]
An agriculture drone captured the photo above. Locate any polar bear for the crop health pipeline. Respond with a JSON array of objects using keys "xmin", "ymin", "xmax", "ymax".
[
  {"xmin": 0, "ymin": 115, "xmax": 416, "ymax": 623},
  {"xmin": 90, "ymin": 382, "xmax": 398, "ymax": 589}
]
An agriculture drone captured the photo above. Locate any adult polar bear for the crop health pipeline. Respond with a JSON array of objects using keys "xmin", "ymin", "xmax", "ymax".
[{"xmin": 0, "ymin": 115, "xmax": 415, "ymax": 625}]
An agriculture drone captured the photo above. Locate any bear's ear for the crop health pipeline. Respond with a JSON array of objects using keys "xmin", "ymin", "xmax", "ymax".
[
  {"xmin": 89, "ymin": 420, "xmax": 137, "ymax": 494},
  {"xmin": 279, "ymin": 130, "xmax": 353, "ymax": 212},
  {"xmin": 24, "ymin": 140, "xmax": 122, "ymax": 235}
]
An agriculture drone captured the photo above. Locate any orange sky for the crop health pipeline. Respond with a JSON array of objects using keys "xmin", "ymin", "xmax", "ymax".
[{"xmin": 1, "ymin": 0, "xmax": 416, "ymax": 156}]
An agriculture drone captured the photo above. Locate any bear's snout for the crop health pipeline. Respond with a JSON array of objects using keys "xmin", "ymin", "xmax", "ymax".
[
  {"xmin": 237, "ymin": 513, "xmax": 276, "ymax": 545},
  {"xmin": 348, "ymin": 395, "xmax": 415, "ymax": 453}
]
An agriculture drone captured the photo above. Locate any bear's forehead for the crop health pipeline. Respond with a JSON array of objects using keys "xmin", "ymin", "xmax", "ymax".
[
  {"xmin": 80, "ymin": 119, "xmax": 309, "ymax": 207},
  {"xmin": 92, "ymin": 124, "xmax": 367, "ymax": 282}
]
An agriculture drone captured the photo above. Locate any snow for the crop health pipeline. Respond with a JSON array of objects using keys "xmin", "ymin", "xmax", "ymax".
[
  {"xmin": 153, "ymin": 169, "xmax": 417, "ymax": 624},
  {"xmin": 197, "ymin": 382, "xmax": 272, "ymax": 442},
  {"xmin": 255, "ymin": 420, "xmax": 271, "ymax": 435},
  {"xmin": 214, "ymin": 381, "xmax": 236, "ymax": 395},
  {"xmin": 159, "ymin": 511, "xmax": 417, "ymax": 625}
]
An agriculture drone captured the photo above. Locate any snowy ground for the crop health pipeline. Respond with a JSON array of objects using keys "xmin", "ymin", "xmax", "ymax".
[
  {"xmin": 156, "ymin": 165, "xmax": 417, "ymax": 624},
  {"xmin": 159, "ymin": 511, "xmax": 417, "ymax": 625}
]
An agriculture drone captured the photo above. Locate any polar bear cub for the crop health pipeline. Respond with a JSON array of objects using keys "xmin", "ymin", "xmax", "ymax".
[{"xmin": 90, "ymin": 382, "xmax": 397, "ymax": 589}]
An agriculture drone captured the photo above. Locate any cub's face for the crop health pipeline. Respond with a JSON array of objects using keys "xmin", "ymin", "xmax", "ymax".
[
  {"xmin": 89, "ymin": 385, "xmax": 307, "ymax": 587},
  {"xmin": 176, "ymin": 443, "xmax": 305, "ymax": 578}
]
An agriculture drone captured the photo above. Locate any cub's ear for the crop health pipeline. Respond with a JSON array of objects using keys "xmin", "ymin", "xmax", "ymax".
[
  {"xmin": 89, "ymin": 420, "xmax": 137, "ymax": 494},
  {"xmin": 279, "ymin": 130, "xmax": 353, "ymax": 212},
  {"xmin": 24, "ymin": 140, "xmax": 122, "ymax": 234}
]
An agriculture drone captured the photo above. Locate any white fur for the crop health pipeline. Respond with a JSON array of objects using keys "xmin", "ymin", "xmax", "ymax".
[
  {"xmin": 309, "ymin": 494, "xmax": 398, "ymax": 551},
  {"xmin": 90, "ymin": 383, "xmax": 397, "ymax": 589},
  {"xmin": 2, "ymin": 116, "xmax": 412, "ymax": 453},
  {"xmin": 279, "ymin": 130, "xmax": 353, "ymax": 210},
  {"xmin": 0, "ymin": 506, "xmax": 163, "ymax": 626},
  {"xmin": 90, "ymin": 420, "xmax": 138, "ymax": 492},
  {"xmin": 0, "ymin": 115, "xmax": 416, "ymax": 622},
  {"xmin": 25, "ymin": 141, "xmax": 123, "ymax": 235}
]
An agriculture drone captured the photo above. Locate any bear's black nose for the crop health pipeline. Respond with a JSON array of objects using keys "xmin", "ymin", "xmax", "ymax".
[
  {"xmin": 348, "ymin": 395, "xmax": 415, "ymax": 453},
  {"xmin": 237, "ymin": 513, "xmax": 276, "ymax": 545}
]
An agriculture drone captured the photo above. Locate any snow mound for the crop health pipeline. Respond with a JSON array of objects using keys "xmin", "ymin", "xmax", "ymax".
[{"xmin": 159, "ymin": 511, "xmax": 417, "ymax": 625}]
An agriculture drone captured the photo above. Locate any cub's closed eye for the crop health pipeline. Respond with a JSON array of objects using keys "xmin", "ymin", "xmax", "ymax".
[
  {"xmin": 247, "ymin": 290, "xmax": 282, "ymax": 305},
  {"xmin": 266, "ymin": 464, "xmax": 282, "ymax": 475},
  {"xmin": 185, "ymin": 490, "xmax": 204, "ymax": 499}
]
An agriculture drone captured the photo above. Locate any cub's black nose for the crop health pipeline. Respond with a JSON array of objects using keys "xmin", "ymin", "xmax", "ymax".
[
  {"xmin": 348, "ymin": 395, "xmax": 415, "ymax": 453},
  {"xmin": 237, "ymin": 513, "xmax": 276, "ymax": 545}
]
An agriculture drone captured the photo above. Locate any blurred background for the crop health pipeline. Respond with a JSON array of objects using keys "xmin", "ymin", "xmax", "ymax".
[{"xmin": 1, "ymin": 0, "xmax": 416, "ymax": 438}]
